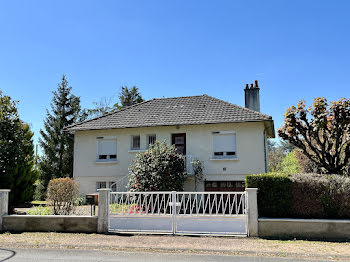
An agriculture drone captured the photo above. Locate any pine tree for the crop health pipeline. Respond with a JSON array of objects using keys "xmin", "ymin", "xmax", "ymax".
[
  {"xmin": 0, "ymin": 91, "xmax": 38, "ymax": 204},
  {"xmin": 39, "ymin": 75, "xmax": 81, "ymax": 189},
  {"xmin": 115, "ymin": 86, "xmax": 144, "ymax": 108}
]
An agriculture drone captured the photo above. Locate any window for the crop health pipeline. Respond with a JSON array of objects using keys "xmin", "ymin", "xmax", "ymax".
[
  {"xmin": 96, "ymin": 182, "xmax": 107, "ymax": 191},
  {"xmin": 147, "ymin": 134, "xmax": 156, "ymax": 148},
  {"xmin": 97, "ymin": 137, "xmax": 117, "ymax": 161},
  {"xmin": 131, "ymin": 135, "xmax": 140, "ymax": 150},
  {"xmin": 235, "ymin": 181, "xmax": 245, "ymax": 188},
  {"xmin": 212, "ymin": 131, "xmax": 237, "ymax": 159},
  {"xmin": 109, "ymin": 182, "xmax": 117, "ymax": 191},
  {"xmin": 172, "ymin": 133, "xmax": 186, "ymax": 155}
]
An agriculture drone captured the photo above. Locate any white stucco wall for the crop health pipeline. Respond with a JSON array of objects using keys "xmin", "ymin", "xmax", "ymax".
[{"xmin": 73, "ymin": 122, "xmax": 267, "ymax": 196}]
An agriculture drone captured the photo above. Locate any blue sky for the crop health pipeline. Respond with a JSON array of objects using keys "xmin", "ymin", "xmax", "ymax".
[{"xmin": 1, "ymin": 1, "xmax": 349, "ymax": 149}]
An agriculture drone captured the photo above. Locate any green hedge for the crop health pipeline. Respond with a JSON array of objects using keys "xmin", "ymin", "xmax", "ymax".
[
  {"xmin": 245, "ymin": 173, "xmax": 292, "ymax": 217},
  {"xmin": 246, "ymin": 173, "xmax": 350, "ymax": 219}
]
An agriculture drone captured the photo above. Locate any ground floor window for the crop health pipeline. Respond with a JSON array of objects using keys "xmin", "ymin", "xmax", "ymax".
[
  {"xmin": 205, "ymin": 181, "xmax": 245, "ymax": 192},
  {"xmin": 96, "ymin": 181, "xmax": 116, "ymax": 192},
  {"xmin": 96, "ymin": 182, "xmax": 107, "ymax": 191}
]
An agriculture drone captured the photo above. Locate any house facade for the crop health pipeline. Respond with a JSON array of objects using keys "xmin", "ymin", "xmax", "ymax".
[{"xmin": 66, "ymin": 81, "xmax": 275, "ymax": 196}]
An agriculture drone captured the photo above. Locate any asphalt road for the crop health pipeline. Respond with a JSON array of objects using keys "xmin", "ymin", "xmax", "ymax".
[{"xmin": 0, "ymin": 248, "xmax": 336, "ymax": 262}]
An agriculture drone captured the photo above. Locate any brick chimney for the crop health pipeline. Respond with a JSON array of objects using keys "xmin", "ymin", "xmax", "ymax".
[{"xmin": 244, "ymin": 80, "xmax": 260, "ymax": 112}]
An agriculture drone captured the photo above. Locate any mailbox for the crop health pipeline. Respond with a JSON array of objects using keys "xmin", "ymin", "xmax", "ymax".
[
  {"xmin": 86, "ymin": 193, "xmax": 98, "ymax": 205},
  {"xmin": 86, "ymin": 193, "xmax": 98, "ymax": 216},
  {"xmin": 86, "ymin": 195, "xmax": 95, "ymax": 205}
]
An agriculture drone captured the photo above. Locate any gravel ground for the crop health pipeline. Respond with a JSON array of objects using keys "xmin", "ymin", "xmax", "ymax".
[{"xmin": 0, "ymin": 232, "xmax": 349, "ymax": 261}]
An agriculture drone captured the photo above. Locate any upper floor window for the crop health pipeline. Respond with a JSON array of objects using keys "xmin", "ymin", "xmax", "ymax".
[
  {"xmin": 97, "ymin": 137, "xmax": 117, "ymax": 161},
  {"xmin": 131, "ymin": 135, "xmax": 140, "ymax": 150},
  {"xmin": 212, "ymin": 131, "xmax": 237, "ymax": 159},
  {"xmin": 147, "ymin": 134, "xmax": 156, "ymax": 148}
]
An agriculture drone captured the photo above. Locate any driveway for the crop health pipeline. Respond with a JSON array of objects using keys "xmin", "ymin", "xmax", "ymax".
[{"xmin": 0, "ymin": 248, "xmax": 337, "ymax": 262}]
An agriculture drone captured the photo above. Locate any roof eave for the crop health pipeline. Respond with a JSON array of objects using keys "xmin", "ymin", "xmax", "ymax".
[
  {"xmin": 65, "ymin": 119, "xmax": 275, "ymax": 133},
  {"xmin": 264, "ymin": 119, "xmax": 275, "ymax": 138}
]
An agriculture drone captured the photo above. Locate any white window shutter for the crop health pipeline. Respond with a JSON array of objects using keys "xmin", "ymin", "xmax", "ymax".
[
  {"xmin": 213, "ymin": 134, "xmax": 236, "ymax": 153},
  {"xmin": 98, "ymin": 139, "xmax": 117, "ymax": 155}
]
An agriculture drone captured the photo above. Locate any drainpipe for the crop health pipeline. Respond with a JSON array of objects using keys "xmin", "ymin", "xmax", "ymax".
[{"xmin": 263, "ymin": 130, "xmax": 268, "ymax": 173}]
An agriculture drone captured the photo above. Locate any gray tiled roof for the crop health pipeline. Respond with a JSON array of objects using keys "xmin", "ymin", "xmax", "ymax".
[{"xmin": 65, "ymin": 95, "xmax": 273, "ymax": 132}]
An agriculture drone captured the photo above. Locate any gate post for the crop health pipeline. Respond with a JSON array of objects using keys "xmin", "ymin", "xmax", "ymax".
[
  {"xmin": 246, "ymin": 188, "xmax": 258, "ymax": 237},
  {"xmin": 0, "ymin": 189, "xmax": 10, "ymax": 231},
  {"xmin": 171, "ymin": 191, "xmax": 176, "ymax": 235},
  {"xmin": 98, "ymin": 188, "xmax": 111, "ymax": 233}
]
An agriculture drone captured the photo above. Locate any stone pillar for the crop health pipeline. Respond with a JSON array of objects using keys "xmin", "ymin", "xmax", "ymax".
[
  {"xmin": 0, "ymin": 189, "xmax": 10, "ymax": 231},
  {"xmin": 98, "ymin": 188, "xmax": 110, "ymax": 233},
  {"xmin": 246, "ymin": 188, "xmax": 258, "ymax": 237}
]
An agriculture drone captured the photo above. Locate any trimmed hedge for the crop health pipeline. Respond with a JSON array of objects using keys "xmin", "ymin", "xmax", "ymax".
[
  {"xmin": 245, "ymin": 173, "xmax": 292, "ymax": 217},
  {"xmin": 246, "ymin": 173, "xmax": 350, "ymax": 219}
]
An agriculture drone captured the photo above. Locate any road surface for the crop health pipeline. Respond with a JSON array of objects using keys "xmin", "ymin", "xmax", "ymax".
[{"xmin": 0, "ymin": 248, "xmax": 336, "ymax": 262}]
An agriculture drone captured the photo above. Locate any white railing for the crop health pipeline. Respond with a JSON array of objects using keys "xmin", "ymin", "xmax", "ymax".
[
  {"xmin": 176, "ymin": 192, "xmax": 246, "ymax": 216},
  {"xmin": 110, "ymin": 192, "xmax": 173, "ymax": 215},
  {"xmin": 109, "ymin": 191, "xmax": 246, "ymax": 217}
]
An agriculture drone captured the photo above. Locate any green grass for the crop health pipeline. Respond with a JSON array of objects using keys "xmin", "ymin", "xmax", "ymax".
[{"xmin": 26, "ymin": 205, "xmax": 53, "ymax": 215}]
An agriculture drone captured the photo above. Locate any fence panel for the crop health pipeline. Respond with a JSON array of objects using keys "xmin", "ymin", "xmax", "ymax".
[{"xmin": 109, "ymin": 191, "xmax": 247, "ymax": 236}]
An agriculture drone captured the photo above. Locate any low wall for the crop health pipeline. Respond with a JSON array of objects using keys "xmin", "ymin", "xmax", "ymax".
[
  {"xmin": 2, "ymin": 215, "xmax": 98, "ymax": 233},
  {"xmin": 259, "ymin": 218, "xmax": 350, "ymax": 240}
]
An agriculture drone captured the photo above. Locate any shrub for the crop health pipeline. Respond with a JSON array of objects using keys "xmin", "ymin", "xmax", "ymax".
[
  {"xmin": 46, "ymin": 177, "xmax": 79, "ymax": 215},
  {"xmin": 246, "ymin": 173, "xmax": 292, "ymax": 217},
  {"xmin": 128, "ymin": 141, "xmax": 187, "ymax": 191},
  {"xmin": 290, "ymin": 173, "xmax": 350, "ymax": 218},
  {"xmin": 246, "ymin": 173, "xmax": 350, "ymax": 219},
  {"xmin": 74, "ymin": 195, "xmax": 84, "ymax": 206},
  {"xmin": 33, "ymin": 179, "xmax": 45, "ymax": 201}
]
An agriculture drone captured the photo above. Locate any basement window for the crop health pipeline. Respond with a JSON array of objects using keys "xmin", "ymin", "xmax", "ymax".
[
  {"xmin": 212, "ymin": 131, "xmax": 237, "ymax": 159},
  {"xmin": 97, "ymin": 137, "xmax": 117, "ymax": 162}
]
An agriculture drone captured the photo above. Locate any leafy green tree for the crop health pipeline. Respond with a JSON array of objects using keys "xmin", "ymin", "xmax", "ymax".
[
  {"xmin": 115, "ymin": 86, "xmax": 144, "ymax": 108},
  {"xmin": 278, "ymin": 97, "xmax": 350, "ymax": 175},
  {"xmin": 279, "ymin": 150, "xmax": 301, "ymax": 174},
  {"xmin": 268, "ymin": 145, "xmax": 285, "ymax": 172},
  {"xmin": 128, "ymin": 141, "xmax": 187, "ymax": 191},
  {"xmin": 39, "ymin": 75, "xmax": 82, "ymax": 189},
  {"xmin": 0, "ymin": 91, "xmax": 38, "ymax": 204}
]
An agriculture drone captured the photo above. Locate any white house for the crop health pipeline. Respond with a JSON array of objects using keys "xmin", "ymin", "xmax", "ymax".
[{"xmin": 65, "ymin": 81, "xmax": 275, "ymax": 196}]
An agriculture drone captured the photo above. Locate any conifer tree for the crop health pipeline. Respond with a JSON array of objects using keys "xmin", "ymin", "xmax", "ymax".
[
  {"xmin": 0, "ymin": 90, "xmax": 38, "ymax": 204},
  {"xmin": 115, "ymin": 86, "xmax": 144, "ymax": 108},
  {"xmin": 39, "ymin": 75, "xmax": 81, "ymax": 188}
]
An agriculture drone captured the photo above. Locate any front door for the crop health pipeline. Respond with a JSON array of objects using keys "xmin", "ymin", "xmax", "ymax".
[{"xmin": 172, "ymin": 133, "xmax": 186, "ymax": 155}]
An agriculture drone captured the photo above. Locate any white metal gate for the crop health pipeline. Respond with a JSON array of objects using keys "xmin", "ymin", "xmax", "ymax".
[{"xmin": 109, "ymin": 191, "xmax": 247, "ymax": 236}]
